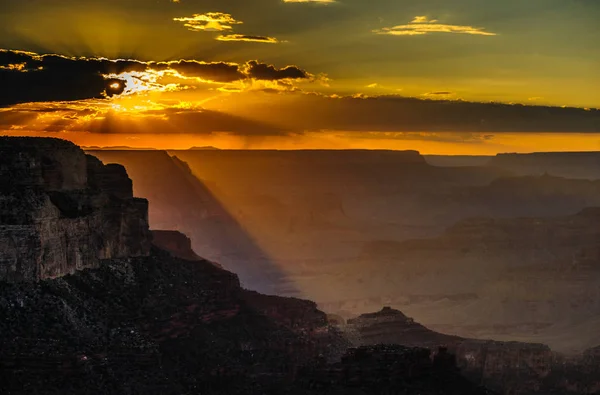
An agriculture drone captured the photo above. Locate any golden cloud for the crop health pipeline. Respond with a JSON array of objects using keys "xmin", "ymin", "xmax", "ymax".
[
  {"xmin": 422, "ymin": 91, "xmax": 457, "ymax": 100},
  {"xmin": 0, "ymin": 63, "xmax": 27, "ymax": 71},
  {"xmin": 173, "ymin": 12, "xmax": 243, "ymax": 32},
  {"xmin": 374, "ymin": 16, "xmax": 496, "ymax": 36},
  {"xmin": 216, "ymin": 34, "xmax": 280, "ymax": 44},
  {"xmin": 411, "ymin": 16, "xmax": 438, "ymax": 24}
]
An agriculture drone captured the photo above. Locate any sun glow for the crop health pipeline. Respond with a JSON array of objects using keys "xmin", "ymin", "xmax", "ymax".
[{"xmin": 103, "ymin": 70, "xmax": 187, "ymax": 97}]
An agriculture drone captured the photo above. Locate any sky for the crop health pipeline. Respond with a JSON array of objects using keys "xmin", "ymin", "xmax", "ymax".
[{"xmin": 0, "ymin": 0, "xmax": 599, "ymax": 153}]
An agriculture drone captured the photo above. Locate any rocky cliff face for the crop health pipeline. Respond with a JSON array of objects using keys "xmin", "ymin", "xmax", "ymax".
[{"xmin": 0, "ymin": 137, "xmax": 151, "ymax": 282}]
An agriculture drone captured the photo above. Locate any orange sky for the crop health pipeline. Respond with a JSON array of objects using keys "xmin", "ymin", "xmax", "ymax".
[{"xmin": 1, "ymin": 0, "xmax": 599, "ymax": 153}]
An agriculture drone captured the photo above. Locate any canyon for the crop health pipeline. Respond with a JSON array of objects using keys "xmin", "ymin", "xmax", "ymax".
[
  {"xmin": 0, "ymin": 137, "xmax": 490, "ymax": 394},
  {"xmin": 88, "ymin": 148, "xmax": 600, "ymax": 353},
  {"xmin": 4, "ymin": 138, "xmax": 600, "ymax": 393}
]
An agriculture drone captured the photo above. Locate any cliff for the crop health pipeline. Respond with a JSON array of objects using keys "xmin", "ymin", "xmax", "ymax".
[{"xmin": 0, "ymin": 137, "xmax": 151, "ymax": 282}]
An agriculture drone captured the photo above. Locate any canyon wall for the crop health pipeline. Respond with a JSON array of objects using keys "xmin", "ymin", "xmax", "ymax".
[{"xmin": 0, "ymin": 137, "xmax": 151, "ymax": 282}]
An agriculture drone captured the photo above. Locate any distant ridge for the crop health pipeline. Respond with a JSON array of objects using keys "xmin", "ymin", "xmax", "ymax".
[
  {"xmin": 188, "ymin": 146, "xmax": 221, "ymax": 150},
  {"xmin": 83, "ymin": 145, "xmax": 157, "ymax": 150}
]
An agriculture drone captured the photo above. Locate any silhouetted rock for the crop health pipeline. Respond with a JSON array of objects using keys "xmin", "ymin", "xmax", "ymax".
[
  {"xmin": 297, "ymin": 344, "xmax": 491, "ymax": 395},
  {"xmin": 347, "ymin": 306, "xmax": 463, "ymax": 347},
  {"xmin": 151, "ymin": 230, "xmax": 203, "ymax": 261}
]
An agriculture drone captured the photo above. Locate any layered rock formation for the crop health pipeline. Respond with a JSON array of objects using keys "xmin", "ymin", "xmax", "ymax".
[
  {"xmin": 354, "ymin": 206, "xmax": 600, "ymax": 351},
  {"xmin": 363, "ymin": 206, "xmax": 600, "ymax": 272},
  {"xmin": 342, "ymin": 307, "xmax": 566, "ymax": 394},
  {"xmin": 0, "ymin": 137, "xmax": 151, "ymax": 282},
  {"xmin": 346, "ymin": 306, "xmax": 462, "ymax": 347}
]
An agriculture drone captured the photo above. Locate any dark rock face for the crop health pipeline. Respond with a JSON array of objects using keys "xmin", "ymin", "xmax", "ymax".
[
  {"xmin": 297, "ymin": 344, "xmax": 490, "ymax": 395},
  {"xmin": 0, "ymin": 249, "xmax": 330, "ymax": 394},
  {"xmin": 151, "ymin": 230, "xmax": 202, "ymax": 261},
  {"xmin": 0, "ymin": 137, "xmax": 151, "ymax": 282},
  {"xmin": 0, "ymin": 248, "xmax": 493, "ymax": 395}
]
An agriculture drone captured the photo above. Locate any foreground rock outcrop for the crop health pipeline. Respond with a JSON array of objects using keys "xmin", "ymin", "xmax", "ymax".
[{"xmin": 0, "ymin": 137, "xmax": 151, "ymax": 282}]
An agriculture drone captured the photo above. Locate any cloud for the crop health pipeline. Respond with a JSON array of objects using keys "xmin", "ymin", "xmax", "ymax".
[
  {"xmin": 374, "ymin": 16, "xmax": 497, "ymax": 36},
  {"xmin": 422, "ymin": 91, "xmax": 456, "ymax": 99},
  {"xmin": 245, "ymin": 60, "xmax": 310, "ymax": 80},
  {"xmin": 411, "ymin": 16, "xmax": 438, "ymax": 24},
  {"xmin": 216, "ymin": 34, "xmax": 280, "ymax": 44},
  {"xmin": 342, "ymin": 131, "xmax": 494, "ymax": 143},
  {"xmin": 173, "ymin": 12, "xmax": 281, "ymax": 44},
  {"xmin": 0, "ymin": 49, "xmax": 313, "ymax": 105},
  {"xmin": 159, "ymin": 60, "xmax": 244, "ymax": 82},
  {"xmin": 365, "ymin": 83, "xmax": 403, "ymax": 92},
  {"xmin": 222, "ymin": 92, "xmax": 600, "ymax": 133},
  {"xmin": 2, "ymin": 92, "xmax": 599, "ymax": 142},
  {"xmin": 173, "ymin": 12, "xmax": 243, "ymax": 32},
  {"xmin": 0, "ymin": 100, "xmax": 292, "ymax": 137}
]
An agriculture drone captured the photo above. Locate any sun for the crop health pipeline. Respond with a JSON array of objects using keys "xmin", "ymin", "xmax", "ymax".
[{"xmin": 109, "ymin": 82, "xmax": 121, "ymax": 90}]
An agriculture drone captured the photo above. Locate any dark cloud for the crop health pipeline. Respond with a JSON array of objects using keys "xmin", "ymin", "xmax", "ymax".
[
  {"xmin": 0, "ymin": 109, "xmax": 38, "ymax": 127},
  {"xmin": 0, "ymin": 100, "xmax": 293, "ymax": 137},
  {"xmin": 216, "ymin": 34, "xmax": 280, "ymax": 44},
  {"xmin": 160, "ymin": 60, "xmax": 243, "ymax": 82},
  {"xmin": 232, "ymin": 92, "xmax": 600, "ymax": 133},
  {"xmin": 0, "ymin": 49, "xmax": 312, "ymax": 106},
  {"xmin": 3, "ymin": 91, "xmax": 599, "ymax": 138},
  {"xmin": 246, "ymin": 60, "xmax": 309, "ymax": 81}
]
